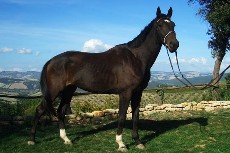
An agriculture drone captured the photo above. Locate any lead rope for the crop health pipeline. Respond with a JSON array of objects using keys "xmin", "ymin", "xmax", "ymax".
[
  {"xmin": 175, "ymin": 51, "xmax": 196, "ymax": 87},
  {"xmin": 166, "ymin": 46, "xmax": 230, "ymax": 90},
  {"xmin": 166, "ymin": 47, "xmax": 189, "ymax": 86}
]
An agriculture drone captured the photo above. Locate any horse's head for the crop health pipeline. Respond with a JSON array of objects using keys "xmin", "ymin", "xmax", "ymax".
[{"xmin": 156, "ymin": 7, "xmax": 179, "ymax": 53}]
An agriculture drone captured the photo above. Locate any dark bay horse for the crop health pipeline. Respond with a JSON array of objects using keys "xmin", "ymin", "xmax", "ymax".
[{"xmin": 28, "ymin": 7, "xmax": 179, "ymax": 151}]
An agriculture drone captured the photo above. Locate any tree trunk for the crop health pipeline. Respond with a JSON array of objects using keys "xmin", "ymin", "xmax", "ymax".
[{"xmin": 212, "ymin": 54, "xmax": 225, "ymax": 87}]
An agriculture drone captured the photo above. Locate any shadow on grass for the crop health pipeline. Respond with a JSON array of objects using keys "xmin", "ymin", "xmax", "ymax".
[
  {"xmin": 0, "ymin": 116, "xmax": 208, "ymax": 147},
  {"xmin": 72, "ymin": 117, "xmax": 208, "ymax": 145}
]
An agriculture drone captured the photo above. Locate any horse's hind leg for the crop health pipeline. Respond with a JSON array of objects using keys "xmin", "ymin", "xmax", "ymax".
[
  {"xmin": 57, "ymin": 85, "xmax": 76, "ymax": 145},
  {"xmin": 28, "ymin": 99, "xmax": 47, "ymax": 145}
]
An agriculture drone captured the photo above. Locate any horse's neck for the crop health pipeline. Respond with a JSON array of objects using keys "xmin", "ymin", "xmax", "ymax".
[{"xmin": 132, "ymin": 28, "xmax": 162, "ymax": 71}]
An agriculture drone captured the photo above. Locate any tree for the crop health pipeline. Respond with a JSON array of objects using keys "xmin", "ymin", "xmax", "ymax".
[{"xmin": 188, "ymin": 0, "xmax": 230, "ymax": 86}]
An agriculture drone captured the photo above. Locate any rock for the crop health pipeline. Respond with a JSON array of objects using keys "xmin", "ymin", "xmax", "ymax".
[
  {"xmin": 173, "ymin": 104, "xmax": 184, "ymax": 108},
  {"xmin": 83, "ymin": 112, "xmax": 94, "ymax": 118},
  {"xmin": 104, "ymin": 109, "xmax": 116, "ymax": 115},
  {"xmin": 191, "ymin": 102, "xmax": 198, "ymax": 106},
  {"xmin": 200, "ymin": 101, "xmax": 209, "ymax": 104},
  {"xmin": 127, "ymin": 107, "xmax": 132, "ymax": 114},
  {"xmin": 76, "ymin": 115, "xmax": 83, "ymax": 121},
  {"xmin": 223, "ymin": 105, "xmax": 230, "ymax": 109},
  {"xmin": 139, "ymin": 108, "xmax": 146, "ymax": 112},
  {"xmin": 205, "ymin": 106, "xmax": 215, "ymax": 112},
  {"xmin": 165, "ymin": 108, "xmax": 176, "ymax": 112},
  {"xmin": 196, "ymin": 103, "xmax": 205, "ymax": 109},
  {"xmin": 155, "ymin": 105, "xmax": 166, "ymax": 110},
  {"xmin": 65, "ymin": 114, "xmax": 76, "ymax": 119},
  {"xmin": 145, "ymin": 104, "xmax": 158, "ymax": 111},
  {"xmin": 181, "ymin": 102, "xmax": 189, "ymax": 107},
  {"xmin": 184, "ymin": 106, "xmax": 192, "ymax": 111},
  {"xmin": 92, "ymin": 111, "xmax": 104, "ymax": 117},
  {"xmin": 126, "ymin": 113, "xmax": 132, "ymax": 119},
  {"xmin": 174, "ymin": 108, "xmax": 183, "ymax": 111}
]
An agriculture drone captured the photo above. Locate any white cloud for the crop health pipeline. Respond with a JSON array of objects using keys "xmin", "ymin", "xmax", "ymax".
[
  {"xmin": 153, "ymin": 56, "xmax": 213, "ymax": 72},
  {"xmin": 82, "ymin": 39, "xmax": 113, "ymax": 53},
  {"xmin": 173, "ymin": 57, "xmax": 208, "ymax": 65},
  {"xmin": 0, "ymin": 47, "xmax": 13, "ymax": 53},
  {"xmin": 17, "ymin": 48, "xmax": 32, "ymax": 54}
]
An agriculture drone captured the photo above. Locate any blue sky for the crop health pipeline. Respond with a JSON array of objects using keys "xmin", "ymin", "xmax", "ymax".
[{"xmin": 0, "ymin": 0, "xmax": 229, "ymax": 72}]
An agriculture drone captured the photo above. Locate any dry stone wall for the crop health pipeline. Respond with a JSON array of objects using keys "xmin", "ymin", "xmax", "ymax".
[
  {"xmin": 1, "ymin": 101, "xmax": 229, "ymax": 126},
  {"xmin": 67, "ymin": 101, "xmax": 230, "ymax": 124}
]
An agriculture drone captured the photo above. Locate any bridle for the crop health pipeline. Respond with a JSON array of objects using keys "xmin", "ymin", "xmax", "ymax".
[{"xmin": 156, "ymin": 18, "xmax": 175, "ymax": 48}]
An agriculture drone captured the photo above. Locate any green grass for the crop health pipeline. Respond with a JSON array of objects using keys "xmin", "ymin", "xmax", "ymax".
[{"xmin": 1, "ymin": 110, "xmax": 230, "ymax": 153}]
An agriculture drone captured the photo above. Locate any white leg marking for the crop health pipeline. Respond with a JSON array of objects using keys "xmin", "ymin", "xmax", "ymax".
[
  {"xmin": 60, "ymin": 129, "xmax": 72, "ymax": 145},
  {"xmin": 116, "ymin": 135, "xmax": 127, "ymax": 152}
]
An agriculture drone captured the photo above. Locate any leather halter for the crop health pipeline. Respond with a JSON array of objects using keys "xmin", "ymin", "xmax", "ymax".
[{"xmin": 156, "ymin": 18, "xmax": 175, "ymax": 47}]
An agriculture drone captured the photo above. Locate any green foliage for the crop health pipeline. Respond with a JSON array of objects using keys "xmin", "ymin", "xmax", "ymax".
[
  {"xmin": 219, "ymin": 73, "xmax": 230, "ymax": 100},
  {"xmin": 72, "ymin": 94, "xmax": 119, "ymax": 114},
  {"xmin": 225, "ymin": 73, "xmax": 230, "ymax": 88},
  {"xmin": 188, "ymin": 0, "xmax": 230, "ymax": 58},
  {"xmin": 202, "ymin": 88, "xmax": 221, "ymax": 101},
  {"xmin": 17, "ymin": 98, "xmax": 40, "ymax": 116}
]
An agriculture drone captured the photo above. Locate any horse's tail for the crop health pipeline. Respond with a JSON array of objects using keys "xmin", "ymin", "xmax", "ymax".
[{"xmin": 40, "ymin": 61, "xmax": 57, "ymax": 116}]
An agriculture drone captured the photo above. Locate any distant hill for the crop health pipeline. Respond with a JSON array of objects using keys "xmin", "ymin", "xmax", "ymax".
[
  {"xmin": 0, "ymin": 71, "xmax": 40, "ymax": 93},
  {"xmin": 0, "ymin": 71, "xmax": 227, "ymax": 92},
  {"xmin": 148, "ymin": 71, "xmax": 219, "ymax": 88},
  {"xmin": 0, "ymin": 71, "xmax": 40, "ymax": 80}
]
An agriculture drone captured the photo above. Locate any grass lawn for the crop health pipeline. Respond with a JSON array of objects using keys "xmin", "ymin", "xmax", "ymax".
[{"xmin": 0, "ymin": 109, "xmax": 230, "ymax": 153}]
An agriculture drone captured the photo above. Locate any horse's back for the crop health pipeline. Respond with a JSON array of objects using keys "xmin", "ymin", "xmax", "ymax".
[{"xmin": 45, "ymin": 47, "xmax": 143, "ymax": 93}]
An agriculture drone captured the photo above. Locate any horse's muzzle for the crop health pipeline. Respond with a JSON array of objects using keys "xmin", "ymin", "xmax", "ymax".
[{"xmin": 168, "ymin": 39, "xmax": 179, "ymax": 53}]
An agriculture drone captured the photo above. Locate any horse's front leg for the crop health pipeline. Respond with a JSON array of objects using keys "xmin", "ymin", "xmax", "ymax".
[
  {"xmin": 131, "ymin": 91, "xmax": 145, "ymax": 150},
  {"xmin": 116, "ymin": 91, "xmax": 132, "ymax": 152}
]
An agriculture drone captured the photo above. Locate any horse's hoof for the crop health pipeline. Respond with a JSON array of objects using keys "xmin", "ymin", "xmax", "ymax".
[
  {"xmin": 28, "ymin": 141, "xmax": 35, "ymax": 145},
  {"xmin": 64, "ymin": 140, "xmax": 73, "ymax": 145},
  {"xmin": 118, "ymin": 146, "xmax": 128, "ymax": 152},
  {"xmin": 136, "ymin": 144, "xmax": 145, "ymax": 150}
]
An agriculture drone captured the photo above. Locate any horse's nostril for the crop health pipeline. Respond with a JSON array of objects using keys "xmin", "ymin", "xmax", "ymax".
[
  {"xmin": 169, "ymin": 41, "xmax": 179, "ymax": 49},
  {"xmin": 169, "ymin": 42, "xmax": 174, "ymax": 48}
]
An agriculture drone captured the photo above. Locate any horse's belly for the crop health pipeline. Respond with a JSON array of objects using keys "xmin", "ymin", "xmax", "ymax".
[{"xmin": 75, "ymin": 72, "xmax": 140, "ymax": 94}]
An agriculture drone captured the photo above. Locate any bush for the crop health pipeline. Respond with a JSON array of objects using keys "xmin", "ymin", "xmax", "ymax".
[
  {"xmin": 17, "ymin": 98, "xmax": 40, "ymax": 116},
  {"xmin": 219, "ymin": 73, "xmax": 230, "ymax": 100}
]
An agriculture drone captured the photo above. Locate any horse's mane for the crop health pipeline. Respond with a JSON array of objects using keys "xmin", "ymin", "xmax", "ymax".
[{"xmin": 122, "ymin": 14, "xmax": 168, "ymax": 48}]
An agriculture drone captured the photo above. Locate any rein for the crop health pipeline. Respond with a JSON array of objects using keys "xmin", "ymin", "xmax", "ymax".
[{"xmin": 165, "ymin": 46, "xmax": 230, "ymax": 90}]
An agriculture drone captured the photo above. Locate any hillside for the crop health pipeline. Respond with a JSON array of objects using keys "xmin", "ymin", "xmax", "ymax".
[
  {"xmin": 0, "ymin": 71, "xmax": 40, "ymax": 94},
  {"xmin": 0, "ymin": 71, "xmax": 226, "ymax": 92},
  {"xmin": 148, "ymin": 71, "xmax": 216, "ymax": 88}
]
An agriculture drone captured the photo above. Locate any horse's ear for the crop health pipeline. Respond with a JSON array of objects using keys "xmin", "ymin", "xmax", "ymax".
[
  {"xmin": 167, "ymin": 7, "xmax": 173, "ymax": 18},
  {"xmin": 156, "ymin": 7, "xmax": 161, "ymax": 18}
]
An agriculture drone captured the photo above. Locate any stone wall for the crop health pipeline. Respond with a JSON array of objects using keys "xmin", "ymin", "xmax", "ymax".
[
  {"xmin": 1, "ymin": 101, "xmax": 229, "ymax": 126},
  {"xmin": 67, "ymin": 101, "xmax": 230, "ymax": 125}
]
